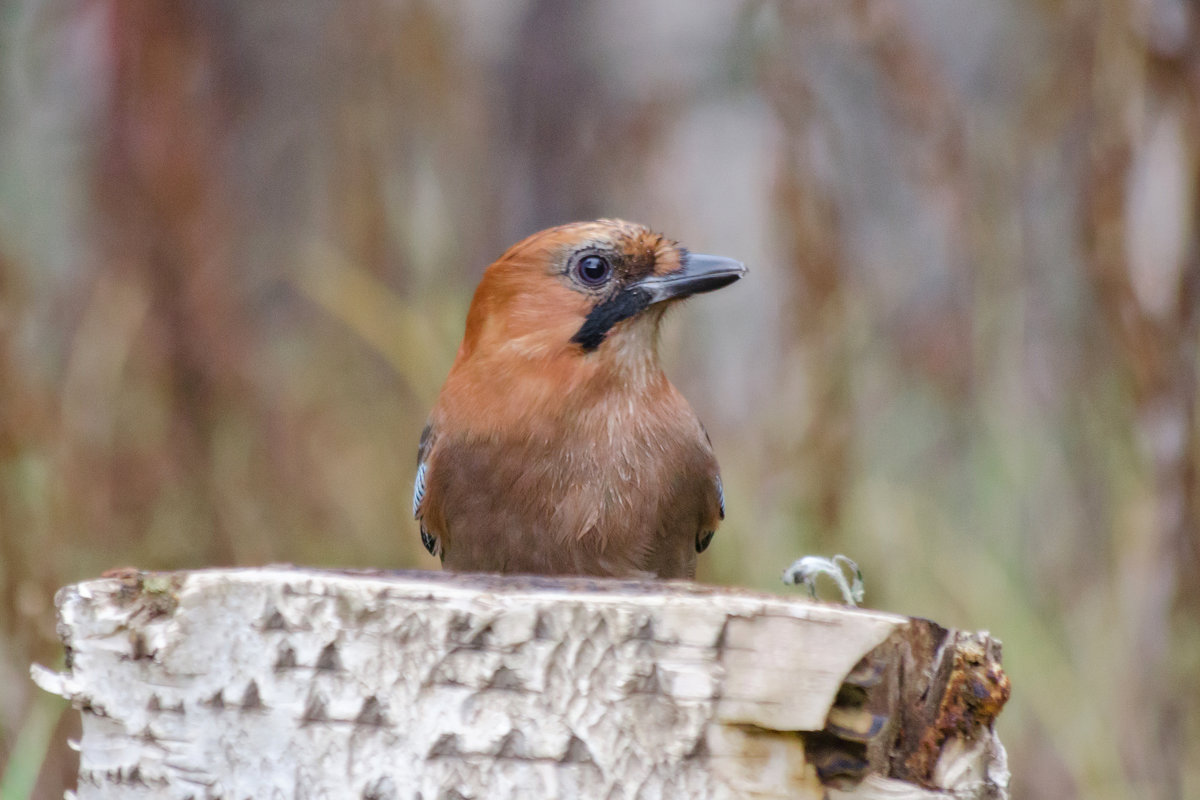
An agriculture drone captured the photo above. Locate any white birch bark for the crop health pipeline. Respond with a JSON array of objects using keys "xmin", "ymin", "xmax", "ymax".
[{"xmin": 32, "ymin": 568, "xmax": 1010, "ymax": 799}]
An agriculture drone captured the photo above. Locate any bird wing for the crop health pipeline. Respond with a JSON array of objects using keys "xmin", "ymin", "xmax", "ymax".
[
  {"xmin": 694, "ymin": 424, "xmax": 724, "ymax": 554},
  {"xmin": 695, "ymin": 472, "xmax": 723, "ymax": 553},
  {"xmin": 413, "ymin": 423, "xmax": 440, "ymax": 557},
  {"xmin": 715, "ymin": 473, "xmax": 726, "ymax": 520}
]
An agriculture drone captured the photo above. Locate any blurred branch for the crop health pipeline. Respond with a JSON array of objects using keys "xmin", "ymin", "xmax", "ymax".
[
  {"xmin": 84, "ymin": 0, "xmax": 252, "ymax": 564},
  {"xmin": 292, "ymin": 242, "xmax": 456, "ymax": 408},
  {"xmin": 761, "ymin": 3, "xmax": 853, "ymax": 543},
  {"xmin": 1076, "ymin": 2, "xmax": 1199, "ymax": 796}
]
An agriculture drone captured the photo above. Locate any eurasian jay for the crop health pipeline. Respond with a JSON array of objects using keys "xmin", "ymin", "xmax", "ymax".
[{"xmin": 413, "ymin": 219, "xmax": 744, "ymax": 579}]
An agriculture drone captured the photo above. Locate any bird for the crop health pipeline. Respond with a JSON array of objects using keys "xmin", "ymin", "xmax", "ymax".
[{"xmin": 412, "ymin": 219, "xmax": 745, "ymax": 579}]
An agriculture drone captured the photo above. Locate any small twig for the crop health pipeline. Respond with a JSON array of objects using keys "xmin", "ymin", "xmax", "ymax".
[{"xmin": 782, "ymin": 554, "xmax": 865, "ymax": 606}]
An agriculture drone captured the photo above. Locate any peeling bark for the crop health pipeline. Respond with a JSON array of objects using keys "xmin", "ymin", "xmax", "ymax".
[{"xmin": 32, "ymin": 568, "xmax": 1009, "ymax": 799}]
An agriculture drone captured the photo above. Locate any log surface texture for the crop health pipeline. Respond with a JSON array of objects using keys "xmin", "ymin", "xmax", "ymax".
[{"xmin": 32, "ymin": 568, "xmax": 1010, "ymax": 799}]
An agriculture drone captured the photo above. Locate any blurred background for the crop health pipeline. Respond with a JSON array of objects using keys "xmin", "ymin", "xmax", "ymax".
[{"xmin": 0, "ymin": 1, "xmax": 1197, "ymax": 798}]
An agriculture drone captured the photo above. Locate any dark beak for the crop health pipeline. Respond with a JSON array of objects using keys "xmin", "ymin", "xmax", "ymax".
[{"xmin": 634, "ymin": 253, "xmax": 747, "ymax": 305}]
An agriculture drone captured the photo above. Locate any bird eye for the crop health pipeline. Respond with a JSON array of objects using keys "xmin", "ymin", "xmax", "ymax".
[{"xmin": 576, "ymin": 255, "xmax": 611, "ymax": 286}]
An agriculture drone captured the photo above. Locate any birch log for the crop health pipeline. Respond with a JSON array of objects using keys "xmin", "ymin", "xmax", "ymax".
[{"xmin": 32, "ymin": 568, "xmax": 1010, "ymax": 799}]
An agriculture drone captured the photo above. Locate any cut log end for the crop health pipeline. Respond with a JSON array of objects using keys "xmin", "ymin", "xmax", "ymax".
[{"xmin": 32, "ymin": 567, "xmax": 1011, "ymax": 799}]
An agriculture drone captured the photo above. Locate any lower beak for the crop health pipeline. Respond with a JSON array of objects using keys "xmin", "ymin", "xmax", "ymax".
[{"xmin": 634, "ymin": 253, "xmax": 747, "ymax": 305}]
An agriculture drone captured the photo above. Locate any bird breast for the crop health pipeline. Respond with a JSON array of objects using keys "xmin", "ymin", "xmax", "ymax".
[{"xmin": 429, "ymin": 384, "xmax": 713, "ymax": 577}]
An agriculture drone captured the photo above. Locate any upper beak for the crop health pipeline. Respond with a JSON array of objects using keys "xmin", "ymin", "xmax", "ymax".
[{"xmin": 634, "ymin": 253, "xmax": 747, "ymax": 305}]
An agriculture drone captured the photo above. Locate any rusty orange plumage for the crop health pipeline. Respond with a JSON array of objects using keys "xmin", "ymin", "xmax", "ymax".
[{"xmin": 413, "ymin": 219, "xmax": 745, "ymax": 578}]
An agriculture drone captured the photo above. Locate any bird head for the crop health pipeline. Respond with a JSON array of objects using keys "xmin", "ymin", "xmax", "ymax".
[{"xmin": 458, "ymin": 219, "xmax": 746, "ymax": 374}]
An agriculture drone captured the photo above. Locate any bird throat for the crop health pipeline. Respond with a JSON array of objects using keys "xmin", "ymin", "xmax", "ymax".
[{"xmin": 570, "ymin": 287, "xmax": 652, "ymax": 352}]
